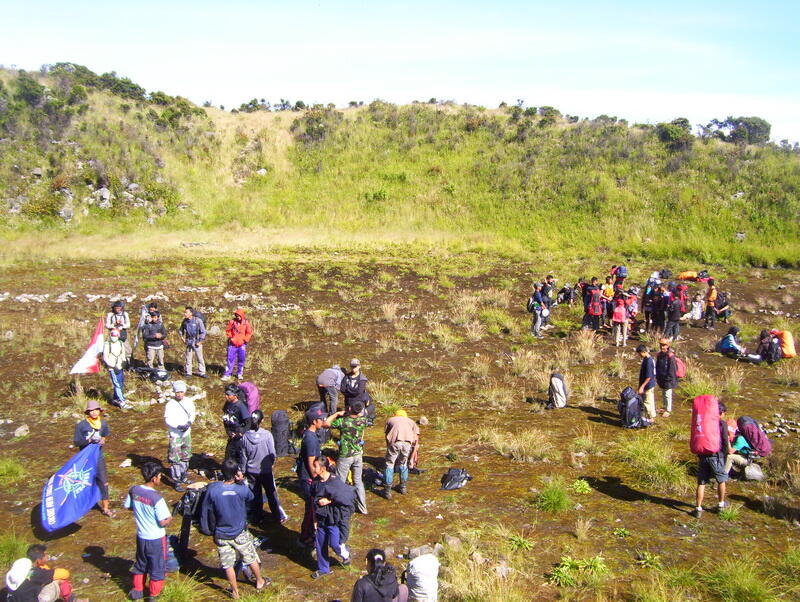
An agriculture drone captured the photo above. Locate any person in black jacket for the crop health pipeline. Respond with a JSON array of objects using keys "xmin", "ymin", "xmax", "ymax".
[
  {"xmin": 310, "ymin": 456, "xmax": 355, "ymax": 580},
  {"xmin": 662, "ymin": 294, "xmax": 683, "ymax": 342},
  {"xmin": 221, "ymin": 384, "xmax": 251, "ymax": 470},
  {"xmin": 351, "ymin": 548, "xmax": 407, "ymax": 602},
  {"xmin": 74, "ymin": 399, "xmax": 114, "ymax": 517},
  {"xmin": 142, "ymin": 310, "xmax": 167, "ymax": 370},
  {"xmin": 655, "ymin": 338, "xmax": 679, "ymax": 417},
  {"xmin": 341, "ymin": 359, "xmax": 372, "ymax": 421}
]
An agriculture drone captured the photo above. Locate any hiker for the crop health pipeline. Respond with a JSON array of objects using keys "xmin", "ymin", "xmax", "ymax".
[
  {"xmin": 541, "ymin": 274, "xmax": 556, "ymax": 328},
  {"xmin": 692, "ymin": 401, "xmax": 732, "ymax": 518},
  {"xmin": 724, "ymin": 426, "xmax": 754, "ymax": 476},
  {"xmin": 611, "ymin": 264, "xmax": 628, "ymax": 289},
  {"xmin": 383, "ymin": 409, "xmax": 419, "ymax": 499},
  {"xmin": 242, "ymin": 409, "xmax": 288, "ymax": 524},
  {"xmin": 689, "ymin": 292, "xmax": 704, "ymax": 322},
  {"xmin": 663, "ymin": 293, "xmax": 683, "ymax": 342},
  {"xmin": 641, "ymin": 274, "xmax": 659, "ymax": 332},
  {"xmin": 103, "ymin": 328, "xmax": 131, "ymax": 409},
  {"xmin": 179, "ymin": 306, "xmax": 206, "ymax": 378},
  {"xmin": 351, "ymin": 548, "xmax": 407, "ymax": 602},
  {"xmin": 584, "ymin": 277, "xmax": 602, "ymax": 331},
  {"xmin": 704, "ymin": 279, "xmax": 718, "ymax": 328},
  {"xmin": 716, "ymin": 327, "xmax": 746, "ymax": 357},
  {"xmin": 142, "ymin": 310, "xmax": 167, "ymax": 371},
  {"xmin": 298, "ymin": 411, "xmax": 325, "ymax": 546},
  {"xmin": 626, "ymin": 287, "xmax": 640, "ymax": 335},
  {"xmin": 164, "ymin": 380, "xmax": 196, "ymax": 492},
  {"xmin": 105, "ymin": 300, "xmax": 131, "ymax": 358},
  {"xmin": 526, "ymin": 283, "xmax": 544, "ymax": 338},
  {"xmin": 317, "ymin": 364, "xmax": 344, "ymax": 414},
  {"xmin": 222, "ymin": 308, "xmax": 252, "ymax": 381},
  {"xmin": 405, "ymin": 545, "xmax": 440, "ymax": 602},
  {"xmin": 124, "ymin": 462, "xmax": 172, "ymax": 600},
  {"xmin": 73, "ymin": 399, "xmax": 114, "ymax": 517},
  {"xmin": 324, "ymin": 401, "xmax": 369, "ymax": 514},
  {"xmin": 611, "ymin": 297, "xmax": 628, "ymax": 346},
  {"xmin": 556, "ymin": 282, "xmax": 575, "ymax": 306},
  {"xmin": 310, "ymin": 455, "xmax": 355, "ymax": 580},
  {"xmin": 341, "ymin": 359, "xmax": 371, "ymax": 417},
  {"xmin": 651, "ymin": 285, "xmax": 668, "ymax": 333},
  {"xmin": 714, "ymin": 292, "xmax": 731, "ymax": 324},
  {"xmin": 204, "ymin": 459, "xmax": 270, "ymax": 596},
  {"xmin": 636, "ymin": 344, "xmax": 657, "ymax": 422},
  {"xmin": 222, "ymin": 383, "xmax": 251, "ymax": 470},
  {"xmin": 655, "ymin": 338, "xmax": 679, "ymax": 417},
  {"xmin": 601, "ymin": 276, "xmax": 614, "ymax": 329},
  {"xmin": 5, "ymin": 544, "xmax": 76, "ymax": 602},
  {"xmin": 546, "ymin": 372, "xmax": 568, "ymax": 409}
]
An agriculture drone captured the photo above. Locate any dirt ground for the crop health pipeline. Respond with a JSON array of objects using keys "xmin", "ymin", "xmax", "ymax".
[{"xmin": 0, "ymin": 253, "xmax": 798, "ymax": 601}]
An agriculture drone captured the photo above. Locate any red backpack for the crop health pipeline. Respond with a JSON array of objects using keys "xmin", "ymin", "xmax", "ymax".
[
  {"xmin": 676, "ymin": 284, "xmax": 689, "ymax": 313},
  {"xmin": 588, "ymin": 289, "xmax": 603, "ymax": 316},
  {"xmin": 690, "ymin": 395, "xmax": 721, "ymax": 455},
  {"xmin": 669, "ymin": 352, "xmax": 686, "ymax": 379}
]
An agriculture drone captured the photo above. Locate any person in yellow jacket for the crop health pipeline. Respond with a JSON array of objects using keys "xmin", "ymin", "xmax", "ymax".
[{"xmin": 704, "ymin": 279, "xmax": 718, "ymax": 328}]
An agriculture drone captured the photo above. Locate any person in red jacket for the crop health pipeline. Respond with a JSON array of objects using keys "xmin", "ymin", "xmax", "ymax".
[{"xmin": 222, "ymin": 308, "xmax": 253, "ymax": 381}]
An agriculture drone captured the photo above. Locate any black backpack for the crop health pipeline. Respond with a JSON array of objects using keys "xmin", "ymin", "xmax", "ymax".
[
  {"xmin": 526, "ymin": 296, "xmax": 537, "ymax": 313},
  {"xmin": 440, "ymin": 468, "xmax": 472, "ymax": 490},
  {"xmin": 715, "ymin": 292, "xmax": 728, "ymax": 310},
  {"xmin": 660, "ymin": 268, "xmax": 673, "ymax": 280},
  {"xmin": 618, "ymin": 386, "xmax": 648, "ymax": 429},
  {"xmin": 697, "ymin": 269, "xmax": 709, "ymax": 279},
  {"xmin": 767, "ymin": 338, "xmax": 783, "ymax": 364},
  {"xmin": 271, "ymin": 410, "xmax": 292, "ymax": 457}
]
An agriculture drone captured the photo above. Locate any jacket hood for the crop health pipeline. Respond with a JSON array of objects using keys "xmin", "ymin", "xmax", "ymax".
[
  {"xmin": 366, "ymin": 570, "xmax": 399, "ymax": 598},
  {"xmin": 234, "ymin": 308, "xmax": 246, "ymax": 319}
]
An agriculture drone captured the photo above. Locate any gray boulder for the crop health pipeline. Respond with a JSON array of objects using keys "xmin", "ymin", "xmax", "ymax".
[{"xmin": 13, "ymin": 424, "xmax": 29, "ymax": 438}]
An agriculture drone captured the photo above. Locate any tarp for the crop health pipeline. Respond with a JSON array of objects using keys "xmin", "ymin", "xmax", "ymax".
[
  {"xmin": 70, "ymin": 318, "xmax": 105, "ymax": 375},
  {"xmin": 41, "ymin": 444, "xmax": 102, "ymax": 532}
]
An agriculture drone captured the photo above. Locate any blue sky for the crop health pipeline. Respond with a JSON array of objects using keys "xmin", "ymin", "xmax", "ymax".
[{"xmin": 2, "ymin": 0, "xmax": 799, "ymax": 140}]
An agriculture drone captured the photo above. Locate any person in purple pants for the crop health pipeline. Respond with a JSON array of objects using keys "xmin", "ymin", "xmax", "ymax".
[{"xmin": 222, "ymin": 308, "xmax": 253, "ymax": 381}]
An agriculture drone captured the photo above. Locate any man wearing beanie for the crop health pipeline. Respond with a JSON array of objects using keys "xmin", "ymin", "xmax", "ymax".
[{"xmin": 164, "ymin": 380, "xmax": 196, "ymax": 491}]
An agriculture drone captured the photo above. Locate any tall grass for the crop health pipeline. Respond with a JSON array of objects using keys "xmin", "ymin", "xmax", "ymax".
[
  {"xmin": 572, "ymin": 329, "xmax": 600, "ymax": 364},
  {"xmin": 0, "ymin": 458, "xmax": 24, "ymax": 486},
  {"xmin": 679, "ymin": 358, "xmax": 720, "ymax": 400},
  {"xmin": 701, "ymin": 555, "xmax": 777, "ymax": 601},
  {"xmin": 0, "ymin": 531, "xmax": 27, "ymax": 568},
  {"xmin": 615, "ymin": 431, "xmax": 689, "ymax": 494},
  {"xmin": 535, "ymin": 477, "xmax": 573, "ymax": 513},
  {"xmin": 477, "ymin": 427, "xmax": 558, "ymax": 462}
]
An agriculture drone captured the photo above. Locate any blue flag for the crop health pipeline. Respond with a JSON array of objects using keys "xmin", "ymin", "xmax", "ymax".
[{"xmin": 41, "ymin": 444, "xmax": 102, "ymax": 532}]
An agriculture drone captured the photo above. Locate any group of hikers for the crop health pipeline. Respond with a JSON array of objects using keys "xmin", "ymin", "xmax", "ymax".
[{"xmin": 7, "ymin": 267, "xmax": 796, "ymax": 601}]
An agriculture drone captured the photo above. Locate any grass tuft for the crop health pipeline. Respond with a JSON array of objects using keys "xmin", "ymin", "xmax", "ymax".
[
  {"xmin": 477, "ymin": 427, "xmax": 558, "ymax": 463},
  {"xmin": 615, "ymin": 430, "xmax": 689, "ymax": 494},
  {"xmin": 534, "ymin": 477, "xmax": 572, "ymax": 513},
  {"xmin": 701, "ymin": 555, "xmax": 777, "ymax": 601}
]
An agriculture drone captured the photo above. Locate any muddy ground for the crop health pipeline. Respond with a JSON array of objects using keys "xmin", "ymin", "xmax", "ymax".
[{"xmin": 0, "ymin": 253, "xmax": 798, "ymax": 601}]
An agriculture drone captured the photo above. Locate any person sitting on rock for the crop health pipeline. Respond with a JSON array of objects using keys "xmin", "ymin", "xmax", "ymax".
[{"xmin": 716, "ymin": 326, "xmax": 746, "ymax": 357}]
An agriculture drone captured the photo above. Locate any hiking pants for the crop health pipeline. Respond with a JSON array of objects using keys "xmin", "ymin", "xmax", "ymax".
[
  {"xmin": 385, "ymin": 441, "xmax": 412, "ymax": 485},
  {"xmin": 168, "ymin": 433, "xmax": 191, "ymax": 482},
  {"xmin": 314, "ymin": 524, "xmax": 341, "ymax": 574},
  {"xmin": 588, "ymin": 315, "xmax": 600, "ymax": 331},
  {"xmin": 336, "ymin": 453, "xmax": 367, "ymax": 514},
  {"xmin": 146, "ymin": 346, "xmax": 165, "ymax": 370},
  {"xmin": 704, "ymin": 306, "xmax": 716, "ymax": 327},
  {"xmin": 664, "ymin": 320, "xmax": 680, "ymax": 340},
  {"xmin": 247, "ymin": 470, "xmax": 287, "ymax": 522},
  {"xmin": 724, "ymin": 453, "xmax": 750, "ymax": 474},
  {"xmin": 530, "ymin": 310, "xmax": 542, "ymax": 337},
  {"xmin": 109, "ymin": 367, "xmax": 126, "ymax": 402},
  {"xmin": 299, "ymin": 478, "xmax": 315, "ymax": 543},
  {"xmin": 612, "ymin": 321, "xmax": 628, "ymax": 346},
  {"xmin": 224, "ymin": 344, "xmax": 246, "ymax": 378},
  {"xmin": 318, "ymin": 385, "xmax": 339, "ymax": 414},
  {"xmin": 184, "ymin": 343, "xmax": 205, "ymax": 376},
  {"xmin": 661, "ymin": 388, "xmax": 673, "ymax": 413},
  {"xmin": 642, "ymin": 388, "xmax": 657, "ymax": 420}
]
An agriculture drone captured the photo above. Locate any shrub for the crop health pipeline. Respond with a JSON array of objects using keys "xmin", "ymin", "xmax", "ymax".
[
  {"xmin": 572, "ymin": 425, "xmax": 602, "ymax": 455},
  {"xmin": 776, "ymin": 361, "xmax": 800, "ymax": 386},
  {"xmin": 718, "ymin": 503, "xmax": 742, "ymax": 522},
  {"xmin": 701, "ymin": 555, "xmax": 776, "ymax": 601},
  {"xmin": 0, "ymin": 458, "xmax": 25, "ymax": 486},
  {"xmin": 547, "ymin": 555, "xmax": 608, "ymax": 587},
  {"xmin": 722, "ymin": 365, "xmax": 745, "ymax": 394},
  {"xmin": 157, "ymin": 573, "xmax": 205, "ymax": 601},
  {"xmin": 534, "ymin": 477, "xmax": 572, "ymax": 513},
  {"xmin": 572, "ymin": 329, "xmax": 599, "ymax": 364},
  {"xmin": 615, "ymin": 431, "xmax": 689, "ymax": 494},
  {"xmin": 577, "ymin": 367, "xmax": 608, "ymax": 406},
  {"xmin": 380, "ymin": 302, "xmax": 399, "ymax": 322},
  {"xmin": 511, "ymin": 349, "xmax": 540, "ymax": 378},
  {"xmin": 479, "ymin": 308, "xmax": 518, "ymax": 335}
]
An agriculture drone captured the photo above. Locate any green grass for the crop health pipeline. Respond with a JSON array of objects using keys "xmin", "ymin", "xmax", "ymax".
[
  {"xmin": 477, "ymin": 427, "xmax": 559, "ymax": 462},
  {"xmin": 701, "ymin": 556, "xmax": 777, "ymax": 601},
  {"xmin": 534, "ymin": 477, "xmax": 572, "ymax": 513},
  {"xmin": 547, "ymin": 555, "xmax": 609, "ymax": 587},
  {"xmin": 478, "ymin": 308, "xmax": 518, "ymax": 335},
  {"xmin": 718, "ymin": 503, "xmax": 742, "ymax": 522},
  {"xmin": 615, "ymin": 431, "xmax": 689, "ymax": 494},
  {"xmin": 0, "ymin": 458, "xmax": 25, "ymax": 486},
  {"xmin": 636, "ymin": 550, "xmax": 663, "ymax": 570},
  {"xmin": 0, "ymin": 531, "xmax": 27, "ymax": 569},
  {"xmin": 571, "ymin": 478, "xmax": 592, "ymax": 494}
]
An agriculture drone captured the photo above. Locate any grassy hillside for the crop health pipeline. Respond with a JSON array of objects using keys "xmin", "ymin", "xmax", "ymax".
[{"xmin": 1, "ymin": 64, "xmax": 799, "ymax": 265}]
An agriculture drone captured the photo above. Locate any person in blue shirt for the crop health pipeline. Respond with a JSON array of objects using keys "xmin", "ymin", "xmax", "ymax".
[
  {"xmin": 636, "ymin": 344, "xmax": 657, "ymax": 422},
  {"xmin": 124, "ymin": 462, "xmax": 172, "ymax": 600},
  {"xmin": 205, "ymin": 459, "xmax": 270, "ymax": 597}
]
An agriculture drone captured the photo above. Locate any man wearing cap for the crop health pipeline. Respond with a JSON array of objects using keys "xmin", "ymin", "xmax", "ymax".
[
  {"xmin": 142, "ymin": 309, "xmax": 167, "ymax": 371},
  {"xmin": 383, "ymin": 409, "xmax": 419, "ymax": 499},
  {"xmin": 164, "ymin": 380, "xmax": 196, "ymax": 492},
  {"xmin": 316, "ymin": 364, "xmax": 344, "ymax": 414},
  {"xmin": 297, "ymin": 411, "xmax": 324, "ymax": 546},
  {"xmin": 341, "ymin": 359, "xmax": 371, "ymax": 420},
  {"xmin": 222, "ymin": 384, "xmax": 251, "ymax": 471},
  {"xmin": 74, "ymin": 399, "xmax": 114, "ymax": 517},
  {"xmin": 655, "ymin": 338, "xmax": 679, "ymax": 417},
  {"xmin": 179, "ymin": 306, "xmax": 207, "ymax": 378}
]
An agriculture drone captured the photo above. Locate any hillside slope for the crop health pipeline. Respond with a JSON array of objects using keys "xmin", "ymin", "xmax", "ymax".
[{"xmin": 1, "ymin": 64, "xmax": 799, "ymax": 265}]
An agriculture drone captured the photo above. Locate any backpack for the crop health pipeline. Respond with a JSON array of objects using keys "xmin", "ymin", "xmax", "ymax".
[
  {"xmin": 526, "ymin": 296, "xmax": 537, "ymax": 313},
  {"xmin": 548, "ymin": 373, "xmax": 568, "ymax": 409},
  {"xmin": 737, "ymin": 416, "xmax": 772, "ymax": 457},
  {"xmin": 670, "ymin": 353, "xmax": 686, "ymax": 379},
  {"xmin": 659, "ymin": 268, "xmax": 673, "ymax": 280},
  {"xmin": 697, "ymin": 269, "xmax": 709, "ymax": 280},
  {"xmin": 714, "ymin": 292, "xmax": 728, "ymax": 310},
  {"xmin": 193, "ymin": 310, "xmax": 206, "ymax": 326},
  {"xmin": 616, "ymin": 265, "xmax": 628, "ymax": 279},
  {"xmin": 618, "ymin": 386, "xmax": 648, "ymax": 429},
  {"xmin": 440, "ymin": 468, "xmax": 472, "ymax": 490},
  {"xmin": 271, "ymin": 410, "xmax": 292, "ymax": 457},
  {"xmin": 676, "ymin": 284, "xmax": 689, "ymax": 313},
  {"xmin": 588, "ymin": 289, "xmax": 603, "ymax": 316},
  {"xmin": 773, "ymin": 330, "xmax": 796, "ymax": 358},
  {"xmin": 766, "ymin": 338, "xmax": 783, "ymax": 364},
  {"xmin": 238, "ymin": 381, "xmax": 261, "ymax": 414},
  {"xmin": 690, "ymin": 395, "xmax": 721, "ymax": 455}
]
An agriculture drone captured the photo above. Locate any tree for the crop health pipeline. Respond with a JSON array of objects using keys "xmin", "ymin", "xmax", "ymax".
[
  {"xmin": 655, "ymin": 117, "xmax": 693, "ymax": 152},
  {"xmin": 704, "ymin": 116, "xmax": 771, "ymax": 145},
  {"xmin": 14, "ymin": 71, "xmax": 45, "ymax": 107}
]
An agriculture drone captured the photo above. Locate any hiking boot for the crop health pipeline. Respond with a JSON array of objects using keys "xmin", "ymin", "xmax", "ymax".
[
  {"xmin": 174, "ymin": 483, "xmax": 185, "ymax": 493},
  {"xmin": 310, "ymin": 570, "xmax": 330, "ymax": 580},
  {"xmin": 717, "ymin": 501, "xmax": 730, "ymax": 510},
  {"xmin": 691, "ymin": 507, "xmax": 703, "ymax": 518},
  {"xmin": 220, "ymin": 375, "xmax": 232, "ymax": 382},
  {"xmin": 398, "ymin": 483, "xmax": 407, "ymax": 495},
  {"xmin": 384, "ymin": 487, "xmax": 393, "ymax": 500}
]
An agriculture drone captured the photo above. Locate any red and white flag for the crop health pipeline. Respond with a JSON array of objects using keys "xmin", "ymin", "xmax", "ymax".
[{"xmin": 70, "ymin": 319, "xmax": 105, "ymax": 375}]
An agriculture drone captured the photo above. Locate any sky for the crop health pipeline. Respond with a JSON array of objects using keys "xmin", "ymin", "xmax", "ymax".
[{"xmin": 1, "ymin": 0, "xmax": 799, "ymax": 140}]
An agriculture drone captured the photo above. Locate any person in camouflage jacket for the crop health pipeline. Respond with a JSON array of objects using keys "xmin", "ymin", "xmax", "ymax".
[{"xmin": 324, "ymin": 402, "xmax": 368, "ymax": 514}]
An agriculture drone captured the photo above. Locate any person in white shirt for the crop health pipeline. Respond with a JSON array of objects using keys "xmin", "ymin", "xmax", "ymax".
[
  {"xmin": 406, "ymin": 547, "xmax": 440, "ymax": 602},
  {"xmin": 164, "ymin": 380, "xmax": 196, "ymax": 491}
]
